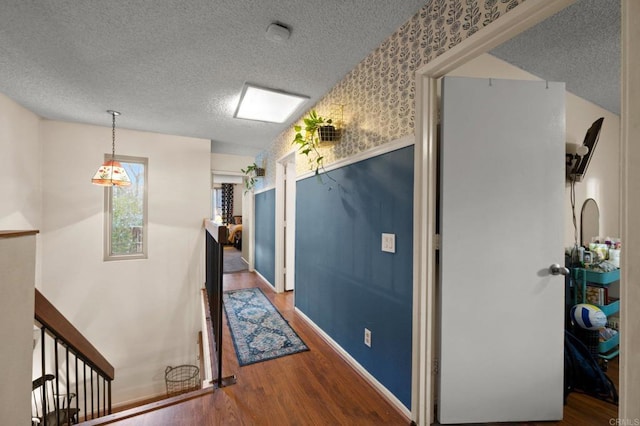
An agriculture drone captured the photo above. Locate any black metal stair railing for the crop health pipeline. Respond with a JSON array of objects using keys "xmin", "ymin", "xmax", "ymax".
[
  {"xmin": 204, "ymin": 221, "xmax": 236, "ymax": 389},
  {"xmin": 33, "ymin": 290, "xmax": 114, "ymax": 425}
]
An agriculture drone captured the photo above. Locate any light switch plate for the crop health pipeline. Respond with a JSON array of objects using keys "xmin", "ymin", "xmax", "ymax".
[
  {"xmin": 381, "ymin": 233, "xmax": 396, "ymax": 253},
  {"xmin": 364, "ymin": 328, "xmax": 372, "ymax": 347}
]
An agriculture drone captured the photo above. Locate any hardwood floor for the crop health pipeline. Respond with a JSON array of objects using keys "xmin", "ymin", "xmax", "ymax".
[
  {"xmin": 531, "ymin": 357, "xmax": 618, "ymax": 426},
  {"xmin": 108, "ymin": 271, "xmax": 411, "ymax": 425},
  {"xmin": 105, "ymin": 271, "xmax": 619, "ymax": 425}
]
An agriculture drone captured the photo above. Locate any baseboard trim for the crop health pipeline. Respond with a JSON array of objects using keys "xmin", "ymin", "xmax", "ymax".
[
  {"xmin": 294, "ymin": 307, "xmax": 412, "ymax": 420},
  {"xmin": 111, "ymin": 391, "xmax": 168, "ymax": 413},
  {"xmin": 254, "ymin": 270, "xmax": 275, "ymax": 290},
  {"xmin": 81, "ymin": 386, "xmax": 214, "ymax": 425}
]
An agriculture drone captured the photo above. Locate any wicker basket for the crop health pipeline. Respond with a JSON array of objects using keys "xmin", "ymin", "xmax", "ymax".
[
  {"xmin": 165, "ymin": 365, "xmax": 201, "ymax": 397},
  {"xmin": 573, "ymin": 327, "xmax": 600, "ymax": 359}
]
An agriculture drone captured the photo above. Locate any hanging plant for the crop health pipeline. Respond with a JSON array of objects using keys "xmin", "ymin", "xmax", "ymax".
[
  {"xmin": 292, "ymin": 110, "xmax": 340, "ymax": 176},
  {"xmin": 241, "ymin": 163, "xmax": 264, "ymax": 193}
]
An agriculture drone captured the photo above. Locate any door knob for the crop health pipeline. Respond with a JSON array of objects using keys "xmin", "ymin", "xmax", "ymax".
[{"xmin": 549, "ymin": 264, "xmax": 570, "ymax": 276}]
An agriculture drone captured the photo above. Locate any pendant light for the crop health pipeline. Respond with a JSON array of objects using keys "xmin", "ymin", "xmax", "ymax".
[{"xmin": 91, "ymin": 110, "xmax": 131, "ymax": 186}]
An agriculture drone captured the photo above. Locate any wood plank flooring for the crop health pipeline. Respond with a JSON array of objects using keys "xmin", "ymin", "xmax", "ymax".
[
  {"xmin": 519, "ymin": 358, "xmax": 619, "ymax": 426},
  {"xmin": 107, "ymin": 271, "xmax": 410, "ymax": 425},
  {"xmin": 104, "ymin": 271, "xmax": 619, "ymax": 426}
]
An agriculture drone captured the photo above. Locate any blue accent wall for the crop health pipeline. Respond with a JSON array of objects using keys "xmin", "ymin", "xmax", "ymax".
[
  {"xmin": 295, "ymin": 146, "xmax": 414, "ymax": 408},
  {"xmin": 254, "ymin": 189, "xmax": 276, "ymax": 285}
]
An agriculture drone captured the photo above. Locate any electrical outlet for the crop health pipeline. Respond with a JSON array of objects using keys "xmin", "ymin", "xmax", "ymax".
[
  {"xmin": 381, "ymin": 233, "xmax": 395, "ymax": 253},
  {"xmin": 364, "ymin": 328, "xmax": 372, "ymax": 347}
]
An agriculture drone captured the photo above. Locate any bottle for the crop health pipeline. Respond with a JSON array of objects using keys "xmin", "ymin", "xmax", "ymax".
[{"xmin": 583, "ymin": 250, "xmax": 593, "ymax": 266}]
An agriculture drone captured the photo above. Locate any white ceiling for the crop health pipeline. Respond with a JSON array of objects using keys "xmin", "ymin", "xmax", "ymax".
[
  {"xmin": 0, "ymin": 1, "xmax": 620, "ymax": 157},
  {"xmin": 491, "ymin": 0, "xmax": 620, "ymax": 116},
  {"xmin": 0, "ymin": 0, "xmax": 427, "ymax": 156}
]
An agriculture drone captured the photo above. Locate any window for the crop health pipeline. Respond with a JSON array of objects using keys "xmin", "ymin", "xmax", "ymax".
[
  {"xmin": 211, "ymin": 187, "xmax": 223, "ymax": 223},
  {"xmin": 104, "ymin": 155, "xmax": 148, "ymax": 260}
]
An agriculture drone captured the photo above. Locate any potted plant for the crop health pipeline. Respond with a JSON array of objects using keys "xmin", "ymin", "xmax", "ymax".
[
  {"xmin": 318, "ymin": 119, "xmax": 341, "ymax": 143},
  {"xmin": 241, "ymin": 163, "xmax": 264, "ymax": 192},
  {"xmin": 292, "ymin": 110, "xmax": 341, "ymax": 176}
]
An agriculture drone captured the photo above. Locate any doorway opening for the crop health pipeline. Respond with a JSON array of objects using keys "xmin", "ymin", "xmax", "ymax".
[
  {"xmin": 411, "ymin": 0, "xmax": 626, "ymax": 423},
  {"xmin": 439, "ymin": 3, "xmax": 622, "ymax": 422},
  {"xmin": 275, "ymin": 151, "xmax": 297, "ymax": 293}
]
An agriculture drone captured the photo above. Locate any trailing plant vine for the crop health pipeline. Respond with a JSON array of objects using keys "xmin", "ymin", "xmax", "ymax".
[
  {"xmin": 241, "ymin": 163, "xmax": 264, "ymax": 193},
  {"xmin": 292, "ymin": 110, "xmax": 337, "ymax": 186}
]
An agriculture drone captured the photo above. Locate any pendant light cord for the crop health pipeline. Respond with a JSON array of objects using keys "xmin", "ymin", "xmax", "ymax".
[
  {"xmin": 107, "ymin": 110, "xmax": 120, "ymax": 185},
  {"xmin": 92, "ymin": 109, "xmax": 126, "ymax": 186},
  {"xmin": 111, "ymin": 111, "xmax": 117, "ymax": 160},
  {"xmin": 111, "ymin": 112, "xmax": 116, "ymax": 161}
]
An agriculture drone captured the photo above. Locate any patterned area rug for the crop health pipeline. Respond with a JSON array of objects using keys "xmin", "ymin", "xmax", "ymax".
[{"xmin": 223, "ymin": 288, "xmax": 309, "ymax": 366}]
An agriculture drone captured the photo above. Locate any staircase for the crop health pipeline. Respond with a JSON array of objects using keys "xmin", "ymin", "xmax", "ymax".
[
  {"xmin": 2, "ymin": 227, "xmax": 223, "ymax": 425},
  {"xmin": 33, "ymin": 289, "xmax": 115, "ymax": 424}
]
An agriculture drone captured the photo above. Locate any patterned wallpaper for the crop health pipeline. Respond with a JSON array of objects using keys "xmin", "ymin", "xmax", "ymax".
[{"xmin": 256, "ymin": 0, "xmax": 526, "ymax": 188}]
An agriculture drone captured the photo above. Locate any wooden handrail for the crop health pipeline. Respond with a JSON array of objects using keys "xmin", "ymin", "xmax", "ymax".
[
  {"xmin": 0, "ymin": 230, "xmax": 39, "ymax": 238},
  {"xmin": 203, "ymin": 219, "xmax": 227, "ymax": 244},
  {"xmin": 35, "ymin": 289, "xmax": 115, "ymax": 380}
]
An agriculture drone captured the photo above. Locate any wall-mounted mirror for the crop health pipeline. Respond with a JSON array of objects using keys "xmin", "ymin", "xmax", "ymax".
[{"xmin": 581, "ymin": 198, "xmax": 599, "ymax": 246}]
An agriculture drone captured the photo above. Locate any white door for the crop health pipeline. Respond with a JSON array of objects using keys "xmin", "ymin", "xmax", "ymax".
[{"xmin": 438, "ymin": 76, "xmax": 566, "ymax": 423}]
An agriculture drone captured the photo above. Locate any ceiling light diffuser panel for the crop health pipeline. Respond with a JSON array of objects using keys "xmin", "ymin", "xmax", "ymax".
[{"xmin": 234, "ymin": 84, "xmax": 308, "ymax": 123}]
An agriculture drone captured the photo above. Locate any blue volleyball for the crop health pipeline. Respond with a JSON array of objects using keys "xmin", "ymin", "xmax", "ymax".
[{"xmin": 571, "ymin": 303, "xmax": 607, "ymax": 330}]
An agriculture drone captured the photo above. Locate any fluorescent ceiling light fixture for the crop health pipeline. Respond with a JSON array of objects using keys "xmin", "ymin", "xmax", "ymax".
[{"xmin": 234, "ymin": 84, "xmax": 308, "ymax": 123}]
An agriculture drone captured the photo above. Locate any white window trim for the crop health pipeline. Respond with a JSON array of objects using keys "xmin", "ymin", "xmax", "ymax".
[{"xmin": 103, "ymin": 154, "xmax": 149, "ymax": 261}]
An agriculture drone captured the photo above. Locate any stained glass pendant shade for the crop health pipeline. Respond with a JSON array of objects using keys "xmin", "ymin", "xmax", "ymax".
[{"xmin": 91, "ymin": 110, "xmax": 131, "ymax": 187}]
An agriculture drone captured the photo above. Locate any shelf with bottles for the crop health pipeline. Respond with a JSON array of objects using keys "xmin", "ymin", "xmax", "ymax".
[
  {"xmin": 573, "ymin": 268, "xmax": 619, "ymax": 306},
  {"xmin": 572, "ymin": 267, "xmax": 620, "ymax": 361}
]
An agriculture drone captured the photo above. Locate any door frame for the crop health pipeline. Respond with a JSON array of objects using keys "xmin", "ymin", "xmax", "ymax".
[
  {"xmin": 275, "ymin": 150, "xmax": 296, "ymax": 293},
  {"xmin": 620, "ymin": 0, "xmax": 639, "ymax": 420},
  {"xmin": 243, "ymin": 185, "xmax": 255, "ymax": 271},
  {"xmin": 411, "ymin": 1, "xmax": 581, "ymax": 424}
]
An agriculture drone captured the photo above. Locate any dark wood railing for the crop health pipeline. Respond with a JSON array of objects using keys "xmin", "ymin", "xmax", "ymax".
[{"xmin": 34, "ymin": 290, "xmax": 115, "ymax": 424}]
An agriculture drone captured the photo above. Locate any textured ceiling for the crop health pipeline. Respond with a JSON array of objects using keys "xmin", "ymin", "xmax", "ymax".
[
  {"xmin": 0, "ymin": 0, "xmax": 427, "ymax": 155},
  {"xmin": 0, "ymin": 1, "xmax": 621, "ymax": 157},
  {"xmin": 490, "ymin": 0, "xmax": 620, "ymax": 116}
]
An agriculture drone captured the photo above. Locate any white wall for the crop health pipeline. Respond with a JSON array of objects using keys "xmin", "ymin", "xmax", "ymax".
[
  {"xmin": 211, "ymin": 152, "xmax": 254, "ymax": 218},
  {"xmin": 448, "ymin": 54, "xmax": 620, "ymax": 247},
  {"xmin": 0, "ymin": 93, "xmax": 43, "ymax": 287},
  {"xmin": 0, "ymin": 233, "xmax": 37, "ymax": 425},
  {"xmin": 233, "ymin": 183, "xmax": 243, "ymax": 216},
  {"xmin": 0, "ymin": 93, "xmax": 42, "ymax": 230},
  {"xmin": 210, "ymin": 153, "xmax": 255, "ymax": 219},
  {"xmin": 210, "ymin": 152, "xmax": 255, "ymax": 175},
  {"xmin": 39, "ymin": 120, "xmax": 210, "ymax": 405}
]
